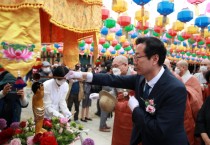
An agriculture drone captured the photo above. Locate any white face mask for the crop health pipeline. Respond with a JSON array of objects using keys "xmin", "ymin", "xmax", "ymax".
[
  {"xmin": 175, "ymin": 68, "xmax": 180, "ymax": 74},
  {"xmin": 112, "ymin": 68, "xmax": 121, "ymax": 75},
  {"xmin": 42, "ymin": 67, "xmax": 51, "ymax": 73},
  {"xmin": 200, "ymin": 66, "xmax": 207, "ymax": 72},
  {"xmin": 55, "ymin": 79, "xmax": 66, "ymax": 86}
]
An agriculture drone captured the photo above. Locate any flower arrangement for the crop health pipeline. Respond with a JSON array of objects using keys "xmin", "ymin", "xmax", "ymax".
[
  {"xmin": 141, "ymin": 98, "xmax": 156, "ymax": 115},
  {"xmin": 0, "ymin": 117, "xmax": 94, "ymax": 145}
]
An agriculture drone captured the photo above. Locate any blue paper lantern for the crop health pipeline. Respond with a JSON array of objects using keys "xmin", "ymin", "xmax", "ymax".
[
  {"xmin": 177, "ymin": 8, "xmax": 193, "ymax": 23},
  {"xmin": 116, "ymin": 29, "xmax": 123, "ymax": 37},
  {"xmin": 120, "ymin": 51, "xmax": 125, "ymax": 55},
  {"xmin": 133, "ymin": 0, "xmax": 151, "ymax": 6},
  {"xmin": 101, "ymin": 27, "xmax": 109, "ymax": 35},
  {"xmin": 80, "ymin": 47, "xmax": 85, "ymax": 51},
  {"xmin": 173, "ymin": 41, "xmax": 180, "ymax": 45},
  {"xmin": 182, "ymin": 42, "xmax": 187, "ymax": 47},
  {"xmin": 90, "ymin": 47, "xmax": 94, "ymax": 52},
  {"xmin": 111, "ymin": 50, "xmax": 116, "ymax": 54},
  {"xmin": 131, "ymin": 32, "xmax": 138, "ymax": 39},
  {"xmin": 195, "ymin": 15, "xmax": 210, "ymax": 28},
  {"xmin": 101, "ymin": 48, "xmax": 106, "ymax": 53},
  {"xmin": 54, "ymin": 43, "xmax": 60, "ymax": 49},
  {"xmin": 157, "ymin": 0, "xmax": 174, "ymax": 16}
]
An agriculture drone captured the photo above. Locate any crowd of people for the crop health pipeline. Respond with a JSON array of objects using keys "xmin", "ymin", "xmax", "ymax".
[{"xmin": 0, "ymin": 36, "xmax": 210, "ymax": 145}]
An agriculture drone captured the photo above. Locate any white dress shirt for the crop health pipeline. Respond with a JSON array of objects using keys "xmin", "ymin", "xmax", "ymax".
[
  {"xmin": 145, "ymin": 66, "xmax": 165, "ymax": 94},
  {"xmin": 43, "ymin": 79, "xmax": 71, "ymax": 119},
  {"xmin": 194, "ymin": 72, "xmax": 207, "ymax": 85}
]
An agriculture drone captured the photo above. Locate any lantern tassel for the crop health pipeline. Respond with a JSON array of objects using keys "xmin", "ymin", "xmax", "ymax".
[{"xmin": 195, "ymin": 4, "xmax": 199, "ymax": 16}]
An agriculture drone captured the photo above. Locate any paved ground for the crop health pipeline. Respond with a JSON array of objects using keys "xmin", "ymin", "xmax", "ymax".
[{"xmin": 22, "ymin": 87, "xmax": 113, "ymax": 145}]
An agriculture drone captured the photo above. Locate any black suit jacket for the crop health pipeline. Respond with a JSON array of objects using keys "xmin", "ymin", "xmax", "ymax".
[{"xmin": 92, "ymin": 66, "xmax": 189, "ymax": 145}]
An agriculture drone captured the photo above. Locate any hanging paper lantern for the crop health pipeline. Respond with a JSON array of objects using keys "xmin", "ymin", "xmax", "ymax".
[
  {"xmin": 187, "ymin": 0, "xmax": 205, "ymax": 5},
  {"xmin": 131, "ymin": 32, "xmax": 138, "ymax": 39},
  {"xmin": 104, "ymin": 18, "xmax": 116, "ymax": 28},
  {"xmin": 136, "ymin": 21, "xmax": 149, "ymax": 30},
  {"xmin": 157, "ymin": 0, "xmax": 174, "ymax": 16},
  {"xmin": 187, "ymin": 25, "xmax": 199, "ymax": 34},
  {"xmin": 47, "ymin": 45, "xmax": 52, "ymax": 52},
  {"xmin": 166, "ymin": 33, "xmax": 172, "ymax": 39},
  {"xmin": 112, "ymin": 0, "xmax": 128, "ymax": 14},
  {"xmin": 186, "ymin": 52, "xmax": 191, "ymax": 56},
  {"xmin": 198, "ymin": 40, "xmax": 205, "ymax": 45},
  {"xmin": 99, "ymin": 37, "xmax": 106, "ymax": 45},
  {"xmin": 182, "ymin": 32, "xmax": 191, "ymax": 39},
  {"xmin": 116, "ymin": 29, "xmax": 123, "ymax": 37},
  {"xmin": 124, "ymin": 46, "xmax": 132, "ymax": 51},
  {"xmin": 195, "ymin": 14, "xmax": 210, "ymax": 28},
  {"xmin": 54, "ymin": 43, "xmax": 60, "ymax": 49},
  {"xmin": 102, "ymin": 7, "xmax": 110, "ymax": 20},
  {"xmin": 119, "ymin": 35, "xmax": 126, "ymax": 43},
  {"xmin": 135, "ymin": 9, "xmax": 149, "ymax": 22},
  {"xmin": 188, "ymin": 38, "xmax": 196, "ymax": 45},
  {"xmin": 111, "ymin": 50, "xmax": 116, "ymax": 55},
  {"xmin": 172, "ymin": 20, "xmax": 184, "ymax": 31},
  {"xmin": 154, "ymin": 25, "xmax": 164, "ymax": 33},
  {"xmin": 144, "ymin": 29, "xmax": 149, "ymax": 34},
  {"xmin": 90, "ymin": 46, "xmax": 94, "ymax": 52},
  {"xmin": 33, "ymin": 58, "xmax": 42, "ymax": 69},
  {"xmin": 117, "ymin": 15, "xmax": 131, "ymax": 27},
  {"xmin": 177, "ymin": 35, "xmax": 185, "ymax": 41},
  {"xmin": 85, "ymin": 38, "xmax": 93, "ymax": 45},
  {"xmin": 101, "ymin": 27, "xmax": 109, "ymax": 35},
  {"xmin": 79, "ymin": 47, "xmax": 85, "ymax": 51},
  {"xmin": 193, "ymin": 35, "xmax": 202, "ymax": 42},
  {"xmin": 79, "ymin": 40, "xmax": 85, "ymax": 47},
  {"xmin": 58, "ymin": 48, "xmax": 63, "ymax": 53},
  {"xmin": 14, "ymin": 77, "xmax": 27, "ymax": 89},
  {"xmin": 115, "ymin": 44, "xmax": 121, "ymax": 50},
  {"xmin": 122, "ymin": 41, "xmax": 130, "ymax": 48},
  {"xmin": 101, "ymin": 48, "xmax": 106, "ymax": 53},
  {"xmin": 133, "ymin": 0, "xmax": 151, "ymax": 5},
  {"xmin": 155, "ymin": 15, "xmax": 169, "ymax": 27},
  {"xmin": 152, "ymin": 31, "xmax": 160, "ymax": 37},
  {"xmin": 205, "ymin": 37, "xmax": 210, "ymax": 47},
  {"xmin": 112, "ymin": 39, "xmax": 118, "ymax": 47},
  {"xmin": 177, "ymin": 8, "xmax": 193, "ymax": 23},
  {"xmin": 124, "ymin": 24, "xmax": 134, "ymax": 32},
  {"xmin": 110, "ymin": 24, "xmax": 121, "ymax": 33},
  {"xmin": 53, "ymin": 49, "xmax": 57, "ymax": 54},
  {"xmin": 103, "ymin": 42, "xmax": 110, "ymax": 49},
  {"xmin": 168, "ymin": 29, "xmax": 177, "ymax": 37},
  {"xmin": 42, "ymin": 45, "xmax": 46, "ymax": 52},
  {"xmin": 106, "ymin": 33, "xmax": 115, "ymax": 41}
]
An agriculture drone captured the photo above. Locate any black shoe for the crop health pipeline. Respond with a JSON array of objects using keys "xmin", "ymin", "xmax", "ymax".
[
  {"xmin": 95, "ymin": 112, "xmax": 100, "ymax": 117},
  {"xmin": 85, "ymin": 117, "xmax": 92, "ymax": 121},
  {"xmin": 80, "ymin": 119, "xmax": 87, "ymax": 122}
]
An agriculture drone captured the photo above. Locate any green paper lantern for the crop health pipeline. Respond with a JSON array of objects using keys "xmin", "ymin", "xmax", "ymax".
[
  {"xmin": 53, "ymin": 50, "xmax": 57, "ymax": 54},
  {"xmin": 207, "ymin": 44, "xmax": 210, "ymax": 48},
  {"xmin": 115, "ymin": 44, "xmax": 121, "ymax": 50},
  {"xmin": 124, "ymin": 24, "xmax": 134, "ymax": 32},
  {"xmin": 198, "ymin": 41, "xmax": 205, "ymax": 45},
  {"xmin": 42, "ymin": 46, "xmax": 46, "ymax": 52},
  {"xmin": 177, "ymin": 35, "xmax": 185, "ymax": 42},
  {"xmin": 91, "ymin": 42, "xmax": 94, "ymax": 47},
  {"xmin": 186, "ymin": 52, "xmax": 191, "ymax": 56},
  {"xmin": 166, "ymin": 33, "xmax": 172, "ymax": 39},
  {"xmin": 202, "ymin": 56, "xmax": 207, "ymax": 59},
  {"xmin": 152, "ymin": 31, "xmax": 160, "ymax": 37},
  {"xmin": 124, "ymin": 46, "xmax": 132, "ymax": 51},
  {"xmin": 188, "ymin": 38, "xmax": 195, "ymax": 45},
  {"xmin": 144, "ymin": 29, "xmax": 149, "ymax": 34},
  {"xmin": 104, "ymin": 18, "xmax": 116, "ymax": 28},
  {"xmin": 192, "ymin": 53, "xmax": 196, "ymax": 57},
  {"xmin": 103, "ymin": 42, "xmax": 110, "ymax": 49},
  {"xmin": 79, "ymin": 40, "xmax": 85, "ymax": 47},
  {"xmin": 181, "ymin": 51, "xmax": 185, "ymax": 55}
]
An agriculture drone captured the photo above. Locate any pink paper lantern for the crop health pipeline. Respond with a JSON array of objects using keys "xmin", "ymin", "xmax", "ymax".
[
  {"xmin": 98, "ymin": 44, "xmax": 103, "ymax": 51},
  {"xmin": 187, "ymin": 0, "xmax": 205, "ymax": 4},
  {"xmin": 206, "ymin": 2, "xmax": 210, "ymax": 13},
  {"xmin": 110, "ymin": 24, "xmax": 121, "ymax": 33}
]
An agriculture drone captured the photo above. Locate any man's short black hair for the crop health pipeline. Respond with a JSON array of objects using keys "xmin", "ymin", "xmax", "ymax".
[
  {"xmin": 135, "ymin": 37, "xmax": 166, "ymax": 66},
  {"xmin": 205, "ymin": 70, "xmax": 210, "ymax": 84},
  {"xmin": 53, "ymin": 66, "xmax": 69, "ymax": 77},
  {"xmin": 32, "ymin": 82, "xmax": 42, "ymax": 94}
]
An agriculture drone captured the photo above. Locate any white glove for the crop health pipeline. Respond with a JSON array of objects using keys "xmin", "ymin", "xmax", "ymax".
[
  {"xmin": 65, "ymin": 71, "xmax": 83, "ymax": 80},
  {"xmin": 58, "ymin": 114, "xmax": 65, "ymax": 118},
  {"xmin": 65, "ymin": 112, "xmax": 72, "ymax": 119},
  {"xmin": 128, "ymin": 96, "xmax": 139, "ymax": 112}
]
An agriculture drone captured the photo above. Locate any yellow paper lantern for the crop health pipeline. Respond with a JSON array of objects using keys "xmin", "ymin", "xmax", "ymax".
[
  {"xmin": 172, "ymin": 20, "xmax": 184, "ymax": 31},
  {"xmin": 204, "ymin": 29, "xmax": 210, "ymax": 38},
  {"xmin": 135, "ymin": 9, "xmax": 149, "ymax": 22},
  {"xmin": 106, "ymin": 33, "xmax": 115, "ymax": 41},
  {"xmin": 119, "ymin": 35, "xmax": 126, "ymax": 43},
  {"xmin": 155, "ymin": 15, "xmax": 169, "ymax": 27},
  {"xmin": 112, "ymin": 0, "xmax": 128, "ymax": 14},
  {"xmin": 187, "ymin": 25, "xmax": 199, "ymax": 34}
]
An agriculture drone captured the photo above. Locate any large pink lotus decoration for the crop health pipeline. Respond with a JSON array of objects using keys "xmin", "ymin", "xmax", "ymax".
[{"xmin": 1, "ymin": 42, "xmax": 35, "ymax": 61}]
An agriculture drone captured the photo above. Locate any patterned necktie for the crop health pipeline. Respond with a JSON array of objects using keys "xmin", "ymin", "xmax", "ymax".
[{"xmin": 143, "ymin": 83, "xmax": 151, "ymax": 99}]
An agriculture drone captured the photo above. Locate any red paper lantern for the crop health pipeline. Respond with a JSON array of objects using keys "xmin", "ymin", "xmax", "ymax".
[
  {"xmin": 117, "ymin": 15, "xmax": 131, "ymax": 27},
  {"xmin": 122, "ymin": 41, "xmax": 130, "ymax": 48},
  {"xmin": 168, "ymin": 29, "xmax": 177, "ymax": 37},
  {"xmin": 193, "ymin": 35, "xmax": 202, "ymax": 42},
  {"xmin": 102, "ymin": 7, "xmax": 110, "ymax": 20},
  {"xmin": 136, "ymin": 21, "xmax": 149, "ymax": 30},
  {"xmin": 206, "ymin": 37, "xmax": 210, "ymax": 45},
  {"xmin": 182, "ymin": 32, "xmax": 191, "ymax": 40},
  {"xmin": 111, "ymin": 39, "xmax": 118, "ymax": 47},
  {"xmin": 154, "ymin": 26, "xmax": 164, "ymax": 33},
  {"xmin": 85, "ymin": 38, "xmax": 93, "ymax": 44},
  {"xmin": 99, "ymin": 38, "xmax": 106, "ymax": 45}
]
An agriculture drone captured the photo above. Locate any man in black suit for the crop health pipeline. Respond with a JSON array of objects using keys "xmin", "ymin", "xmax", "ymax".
[{"xmin": 65, "ymin": 37, "xmax": 189, "ymax": 145}]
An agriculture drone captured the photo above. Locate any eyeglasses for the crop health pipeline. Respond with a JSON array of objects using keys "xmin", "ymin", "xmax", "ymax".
[{"xmin": 133, "ymin": 55, "xmax": 146, "ymax": 60}]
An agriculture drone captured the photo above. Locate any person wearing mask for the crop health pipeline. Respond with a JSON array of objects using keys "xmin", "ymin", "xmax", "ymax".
[
  {"xmin": 0, "ymin": 73, "xmax": 28, "ymax": 126},
  {"xmin": 39, "ymin": 61, "xmax": 52, "ymax": 83},
  {"xmin": 65, "ymin": 37, "xmax": 189, "ymax": 145},
  {"xmin": 176, "ymin": 60, "xmax": 203, "ymax": 145},
  {"xmin": 67, "ymin": 64, "xmax": 84, "ymax": 124},
  {"xmin": 43, "ymin": 66, "xmax": 72, "ymax": 119},
  {"xmin": 81, "ymin": 67, "xmax": 93, "ymax": 122}
]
